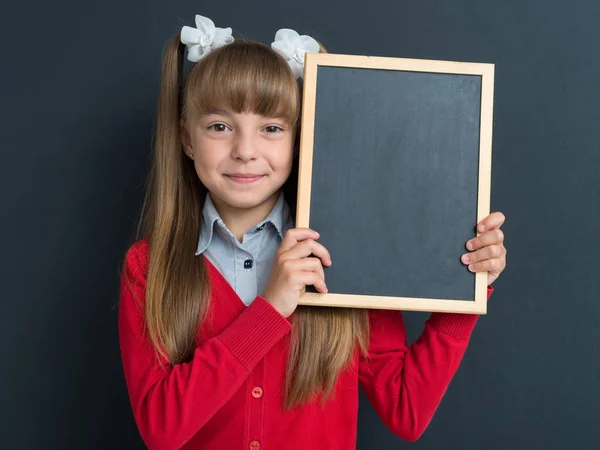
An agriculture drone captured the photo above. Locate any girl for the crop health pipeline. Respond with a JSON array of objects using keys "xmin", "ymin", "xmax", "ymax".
[{"xmin": 118, "ymin": 14, "xmax": 507, "ymax": 450}]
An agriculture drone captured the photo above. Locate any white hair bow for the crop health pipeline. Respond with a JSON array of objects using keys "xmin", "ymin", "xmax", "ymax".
[
  {"xmin": 180, "ymin": 15, "xmax": 234, "ymax": 62},
  {"xmin": 271, "ymin": 29, "xmax": 320, "ymax": 79}
]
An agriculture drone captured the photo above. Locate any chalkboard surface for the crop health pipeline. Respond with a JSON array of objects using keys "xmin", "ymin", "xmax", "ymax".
[{"xmin": 297, "ymin": 54, "xmax": 494, "ymax": 313}]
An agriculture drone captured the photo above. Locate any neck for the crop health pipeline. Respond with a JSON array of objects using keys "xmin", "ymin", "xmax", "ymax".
[{"xmin": 211, "ymin": 191, "xmax": 280, "ymax": 243}]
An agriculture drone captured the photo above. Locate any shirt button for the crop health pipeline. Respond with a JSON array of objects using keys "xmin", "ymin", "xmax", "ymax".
[
  {"xmin": 257, "ymin": 224, "xmax": 265, "ymax": 231},
  {"xmin": 249, "ymin": 441, "xmax": 261, "ymax": 450},
  {"xmin": 244, "ymin": 259, "xmax": 253, "ymax": 269},
  {"xmin": 251, "ymin": 387, "xmax": 263, "ymax": 398}
]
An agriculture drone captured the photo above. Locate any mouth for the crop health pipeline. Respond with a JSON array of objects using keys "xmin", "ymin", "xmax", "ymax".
[{"xmin": 225, "ymin": 174, "xmax": 266, "ymax": 184}]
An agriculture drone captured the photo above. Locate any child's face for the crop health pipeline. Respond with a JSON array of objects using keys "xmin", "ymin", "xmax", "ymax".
[{"xmin": 181, "ymin": 109, "xmax": 294, "ymax": 210}]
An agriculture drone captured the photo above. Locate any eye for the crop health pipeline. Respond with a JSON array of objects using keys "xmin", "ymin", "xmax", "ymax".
[
  {"xmin": 264, "ymin": 125, "xmax": 284, "ymax": 133},
  {"xmin": 208, "ymin": 123, "xmax": 231, "ymax": 132}
]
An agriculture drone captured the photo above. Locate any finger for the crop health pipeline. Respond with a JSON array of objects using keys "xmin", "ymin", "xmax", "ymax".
[
  {"xmin": 461, "ymin": 244, "xmax": 504, "ymax": 265},
  {"xmin": 281, "ymin": 239, "xmax": 332, "ymax": 266},
  {"xmin": 466, "ymin": 228, "xmax": 504, "ymax": 251},
  {"xmin": 467, "ymin": 257, "xmax": 506, "ymax": 273},
  {"xmin": 307, "ymin": 257, "xmax": 326, "ymax": 281},
  {"xmin": 278, "ymin": 228, "xmax": 320, "ymax": 253},
  {"xmin": 292, "ymin": 267, "xmax": 328, "ymax": 293},
  {"xmin": 476, "ymin": 212, "xmax": 506, "ymax": 233},
  {"xmin": 289, "ymin": 256, "xmax": 326, "ymax": 281}
]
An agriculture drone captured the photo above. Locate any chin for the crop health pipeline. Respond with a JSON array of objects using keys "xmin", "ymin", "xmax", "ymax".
[{"xmin": 214, "ymin": 186, "xmax": 281, "ymax": 210}]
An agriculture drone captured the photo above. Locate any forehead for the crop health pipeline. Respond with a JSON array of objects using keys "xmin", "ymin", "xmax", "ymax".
[{"xmin": 184, "ymin": 68, "xmax": 299, "ymax": 126}]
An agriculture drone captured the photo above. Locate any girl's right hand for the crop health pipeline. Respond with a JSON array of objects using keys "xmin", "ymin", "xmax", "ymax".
[{"xmin": 262, "ymin": 228, "xmax": 332, "ymax": 318}]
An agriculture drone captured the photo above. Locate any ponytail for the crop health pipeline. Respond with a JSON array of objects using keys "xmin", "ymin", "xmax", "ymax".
[{"xmin": 134, "ymin": 32, "xmax": 210, "ymax": 366}]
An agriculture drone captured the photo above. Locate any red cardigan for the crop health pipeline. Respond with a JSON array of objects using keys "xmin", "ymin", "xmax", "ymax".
[{"xmin": 119, "ymin": 239, "xmax": 493, "ymax": 450}]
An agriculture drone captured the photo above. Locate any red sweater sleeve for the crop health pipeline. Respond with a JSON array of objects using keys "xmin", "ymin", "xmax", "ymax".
[
  {"xmin": 358, "ymin": 285, "xmax": 494, "ymax": 442},
  {"xmin": 118, "ymin": 242, "xmax": 292, "ymax": 450}
]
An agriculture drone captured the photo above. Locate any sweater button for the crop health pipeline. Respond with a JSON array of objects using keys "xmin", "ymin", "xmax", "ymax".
[
  {"xmin": 251, "ymin": 386, "xmax": 263, "ymax": 398},
  {"xmin": 249, "ymin": 441, "xmax": 261, "ymax": 450}
]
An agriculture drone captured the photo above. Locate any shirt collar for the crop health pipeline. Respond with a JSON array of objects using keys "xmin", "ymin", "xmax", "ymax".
[{"xmin": 195, "ymin": 190, "xmax": 290, "ymax": 255}]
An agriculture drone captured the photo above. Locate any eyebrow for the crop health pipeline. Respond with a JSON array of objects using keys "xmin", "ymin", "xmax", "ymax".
[{"xmin": 203, "ymin": 109, "xmax": 289, "ymax": 123}]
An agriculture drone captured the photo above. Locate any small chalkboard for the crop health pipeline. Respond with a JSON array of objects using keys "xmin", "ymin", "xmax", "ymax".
[{"xmin": 296, "ymin": 53, "xmax": 494, "ymax": 314}]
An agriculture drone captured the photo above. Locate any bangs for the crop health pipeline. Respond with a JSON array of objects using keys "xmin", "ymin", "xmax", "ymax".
[{"xmin": 184, "ymin": 40, "xmax": 301, "ymax": 127}]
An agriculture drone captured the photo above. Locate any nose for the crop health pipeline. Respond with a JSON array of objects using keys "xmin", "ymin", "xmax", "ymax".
[{"xmin": 231, "ymin": 130, "xmax": 258, "ymax": 162}]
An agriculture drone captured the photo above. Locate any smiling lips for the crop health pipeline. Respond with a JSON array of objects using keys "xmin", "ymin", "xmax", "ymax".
[{"xmin": 225, "ymin": 173, "xmax": 265, "ymax": 184}]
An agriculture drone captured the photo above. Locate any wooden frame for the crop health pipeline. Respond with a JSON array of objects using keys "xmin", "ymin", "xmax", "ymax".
[{"xmin": 296, "ymin": 53, "xmax": 494, "ymax": 314}]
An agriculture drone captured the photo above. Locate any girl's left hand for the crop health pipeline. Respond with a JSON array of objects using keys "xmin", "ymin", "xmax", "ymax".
[{"xmin": 461, "ymin": 212, "xmax": 507, "ymax": 285}]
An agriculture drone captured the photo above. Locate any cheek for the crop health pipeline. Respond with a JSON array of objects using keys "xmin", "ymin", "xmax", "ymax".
[
  {"xmin": 194, "ymin": 136, "xmax": 226, "ymax": 168},
  {"xmin": 192, "ymin": 145, "xmax": 227, "ymax": 187},
  {"xmin": 195, "ymin": 153, "xmax": 225, "ymax": 188},
  {"xmin": 269, "ymin": 139, "xmax": 294, "ymax": 171},
  {"xmin": 196, "ymin": 150, "xmax": 218, "ymax": 168}
]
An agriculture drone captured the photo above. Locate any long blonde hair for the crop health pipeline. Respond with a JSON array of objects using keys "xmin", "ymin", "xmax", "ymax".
[{"xmin": 123, "ymin": 33, "xmax": 370, "ymax": 410}]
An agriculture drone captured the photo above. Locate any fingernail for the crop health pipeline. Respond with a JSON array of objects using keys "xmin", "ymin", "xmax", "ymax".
[
  {"xmin": 462, "ymin": 254, "xmax": 470, "ymax": 263},
  {"xmin": 479, "ymin": 224, "xmax": 485, "ymax": 232},
  {"xmin": 467, "ymin": 242, "xmax": 473, "ymax": 250},
  {"xmin": 468, "ymin": 264, "xmax": 474, "ymax": 271}
]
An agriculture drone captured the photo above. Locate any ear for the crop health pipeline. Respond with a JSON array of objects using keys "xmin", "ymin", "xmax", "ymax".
[{"xmin": 180, "ymin": 119, "xmax": 193, "ymax": 154}]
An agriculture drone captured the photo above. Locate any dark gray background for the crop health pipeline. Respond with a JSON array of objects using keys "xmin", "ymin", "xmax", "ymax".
[
  {"xmin": 2, "ymin": 0, "xmax": 598, "ymax": 449},
  {"xmin": 310, "ymin": 67, "xmax": 481, "ymax": 300}
]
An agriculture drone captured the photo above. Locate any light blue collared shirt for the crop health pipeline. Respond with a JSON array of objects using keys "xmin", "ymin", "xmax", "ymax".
[{"xmin": 195, "ymin": 190, "xmax": 295, "ymax": 306}]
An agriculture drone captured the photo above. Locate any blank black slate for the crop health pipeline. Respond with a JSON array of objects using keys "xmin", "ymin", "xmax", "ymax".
[{"xmin": 307, "ymin": 66, "xmax": 481, "ymax": 301}]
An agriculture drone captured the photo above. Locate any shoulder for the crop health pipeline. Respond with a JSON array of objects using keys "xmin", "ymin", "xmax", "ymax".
[
  {"xmin": 118, "ymin": 238, "xmax": 151, "ymax": 321},
  {"xmin": 366, "ymin": 308, "xmax": 407, "ymax": 340},
  {"xmin": 126, "ymin": 237, "xmax": 149, "ymax": 259},
  {"xmin": 122, "ymin": 237, "xmax": 150, "ymax": 279}
]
